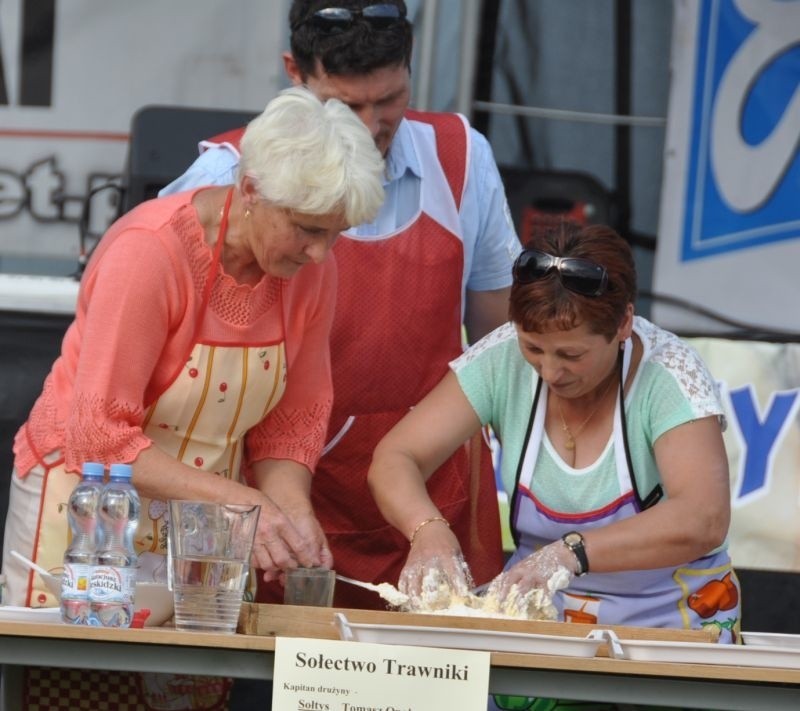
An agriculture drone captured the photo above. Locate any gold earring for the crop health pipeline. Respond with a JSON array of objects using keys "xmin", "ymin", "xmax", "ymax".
[{"xmin": 244, "ymin": 208, "xmax": 251, "ymax": 219}]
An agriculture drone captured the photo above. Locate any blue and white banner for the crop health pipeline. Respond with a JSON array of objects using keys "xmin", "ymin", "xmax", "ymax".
[
  {"xmin": 654, "ymin": 0, "xmax": 800, "ymax": 334},
  {"xmin": 655, "ymin": 1, "xmax": 800, "ymax": 571},
  {"xmin": 687, "ymin": 337, "xmax": 800, "ymax": 572}
]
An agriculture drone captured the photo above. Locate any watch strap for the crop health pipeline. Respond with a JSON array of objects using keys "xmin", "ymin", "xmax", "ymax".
[{"xmin": 562, "ymin": 531, "xmax": 589, "ymax": 576}]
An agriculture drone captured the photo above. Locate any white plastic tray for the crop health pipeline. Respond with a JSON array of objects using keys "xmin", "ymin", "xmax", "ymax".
[
  {"xmin": 334, "ymin": 613, "xmax": 604, "ymax": 657},
  {"xmin": 0, "ymin": 606, "xmax": 63, "ymax": 624},
  {"xmin": 612, "ymin": 637, "xmax": 800, "ymax": 669},
  {"xmin": 741, "ymin": 631, "xmax": 800, "ymax": 650}
]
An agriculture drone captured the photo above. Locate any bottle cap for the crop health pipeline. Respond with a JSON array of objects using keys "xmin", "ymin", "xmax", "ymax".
[
  {"xmin": 109, "ymin": 463, "xmax": 133, "ymax": 480},
  {"xmin": 82, "ymin": 461, "xmax": 105, "ymax": 479}
]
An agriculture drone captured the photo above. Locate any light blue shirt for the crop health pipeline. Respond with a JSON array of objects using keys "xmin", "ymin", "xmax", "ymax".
[{"xmin": 160, "ymin": 116, "xmax": 521, "ymax": 295}]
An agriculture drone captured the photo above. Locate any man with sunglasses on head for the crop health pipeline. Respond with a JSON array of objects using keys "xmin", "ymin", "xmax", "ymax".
[{"xmin": 162, "ymin": 0, "xmax": 519, "ymax": 609}]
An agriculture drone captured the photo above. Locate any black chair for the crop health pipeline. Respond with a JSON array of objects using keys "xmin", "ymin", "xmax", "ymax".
[{"xmin": 121, "ymin": 104, "xmax": 259, "ymax": 213}]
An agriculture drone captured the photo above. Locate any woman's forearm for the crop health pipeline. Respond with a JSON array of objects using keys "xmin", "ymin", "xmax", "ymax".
[
  {"xmin": 579, "ymin": 495, "xmax": 729, "ymax": 574},
  {"xmin": 130, "ymin": 444, "xmax": 264, "ymax": 506},
  {"xmin": 368, "ymin": 447, "xmax": 444, "ymax": 542}
]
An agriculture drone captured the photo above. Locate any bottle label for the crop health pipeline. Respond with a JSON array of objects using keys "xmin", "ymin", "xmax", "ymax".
[
  {"xmin": 61, "ymin": 563, "xmax": 92, "ymax": 601},
  {"xmin": 61, "ymin": 598, "xmax": 92, "ymax": 625},
  {"xmin": 89, "ymin": 565, "xmax": 136, "ymax": 604}
]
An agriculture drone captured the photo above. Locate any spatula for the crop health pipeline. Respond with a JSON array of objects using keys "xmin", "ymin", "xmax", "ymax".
[
  {"xmin": 335, "ymin": 573, "xmax": 409, "ymax": 607},
  {"xmin": 10, "ymin": 549, "xmax": 62, "ymax": 597}
]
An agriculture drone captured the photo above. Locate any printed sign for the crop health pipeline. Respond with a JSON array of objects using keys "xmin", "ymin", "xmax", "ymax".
[
  {"xmin": 654, "ymin": 0, "xmax": 800, "ymax": 333},
  {"xmin": 273, "ymin": 636, "xmax": 491, "ymax": 711},
  {"xmin": 0, "ymin": 0, "xmax": 284, "ymax": 270},
  {"xmin": 688, "ymin": 337, "xmax": 800, "ymax": 572}
]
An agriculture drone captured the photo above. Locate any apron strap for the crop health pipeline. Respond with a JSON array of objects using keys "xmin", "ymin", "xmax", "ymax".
[
  {"xmin": 618, "ymin": 336, "xmax": 663, "ymax": 510},
  {"xmin": 153, "ymin": 186, "xmax": 234, "ymax": 404},
  {"xmin": 618, "ymin": 347, "xmax": 663, "ymax": 511},
  {"xmin": 510, "ymin": 336, "xmax": 663, "ymax": 545},
  {"xmin": 509, "ymin": 376, "xmax": 543, "ymax": 549}
]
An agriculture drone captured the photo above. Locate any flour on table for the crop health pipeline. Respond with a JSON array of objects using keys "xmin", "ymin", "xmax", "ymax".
[
  {"xmin": 403, "ymin": 566, "xmax": 570, "ymax": 621},
  {"xmin": 374, "ymin": 582, "xmax": 409, "ymax": 607}
]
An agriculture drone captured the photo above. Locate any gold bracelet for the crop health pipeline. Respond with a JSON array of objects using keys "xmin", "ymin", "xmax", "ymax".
[{"xmin": 409, "ymin": 516, "xmax": 450, "ymax": 547}]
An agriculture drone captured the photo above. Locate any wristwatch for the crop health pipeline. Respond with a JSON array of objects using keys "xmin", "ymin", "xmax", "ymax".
[{"xmin": 562, "ymin": 531, "xmax": 589, "ymax": 576}]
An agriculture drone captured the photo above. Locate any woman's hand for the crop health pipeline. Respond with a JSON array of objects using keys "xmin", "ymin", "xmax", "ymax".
[
  {"xmin": 250, "ymin": 459, "xmax": 332, "ymax": 582},
  {"xmin": 365, "ymin": 372, "xmax": 485, "ymax": 608},
  {"xmin": 487, "ymin": 540, "xmax": 574, "ymax": 612},
  {"xmin": 398, "ymin": 521, "xmax": 472, "ymax": 610},
  {"xmin": 249, "ymin": 492, "xmax": 331, "ymax": 582},
  {"xmin": 129, "ymin": 448, "xmax": 330, "ymax": 581}
]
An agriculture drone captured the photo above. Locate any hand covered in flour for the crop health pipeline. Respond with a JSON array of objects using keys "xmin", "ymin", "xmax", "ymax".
[
  {"xmin": 398, "ymin": 520, "xmax": 473, "ymax": 611},
  {"xmin": 484, "ymin": 541, "xmax": 574, "ymax": 619}
]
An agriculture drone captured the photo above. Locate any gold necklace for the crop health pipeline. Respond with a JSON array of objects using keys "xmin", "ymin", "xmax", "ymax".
[{"xmin": 556, "ymin": 373, "xmax": 617, "ymax": 451}]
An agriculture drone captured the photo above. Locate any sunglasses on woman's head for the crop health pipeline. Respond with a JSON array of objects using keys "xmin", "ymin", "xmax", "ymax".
[
  {"xmin": 292, "ymin": 4, "xmax": 406, "ymax": 33},
  {"xmin": 512, "ymin": 248, "xmax": 608, "ymax": 297}
]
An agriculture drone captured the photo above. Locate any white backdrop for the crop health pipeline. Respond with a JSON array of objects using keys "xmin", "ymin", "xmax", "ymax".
[
  {"xmin": 0, "ymin": 0, "xmax": 453, "ymax": 276},
  {"xmin": 0, "ymin": 0, "xmax": 286, "ymax": 273}
]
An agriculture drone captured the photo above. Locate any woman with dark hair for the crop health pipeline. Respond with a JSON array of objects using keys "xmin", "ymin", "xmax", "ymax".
[{"xmin": 368, "ymin": 222, "xmax": 741, "ymax": 645}]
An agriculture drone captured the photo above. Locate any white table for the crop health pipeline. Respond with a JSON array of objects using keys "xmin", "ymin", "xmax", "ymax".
[{"xmin": 1, "ymin": 618, "xmax": 799, "ymax": 710}]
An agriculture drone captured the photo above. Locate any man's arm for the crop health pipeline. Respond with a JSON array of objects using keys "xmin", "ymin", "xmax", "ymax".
[
  {"xmin": 460, "ymin": 128, "xmax": 521, "ymax": 344},
  {"xmin": 464, "ymin": 286, "xmax": 511, "ymax": 343}
]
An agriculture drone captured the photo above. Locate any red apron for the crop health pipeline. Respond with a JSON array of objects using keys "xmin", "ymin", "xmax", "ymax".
[{"xmin": 281, "ymin": 111, "xmax": 504, "ymax": 606}]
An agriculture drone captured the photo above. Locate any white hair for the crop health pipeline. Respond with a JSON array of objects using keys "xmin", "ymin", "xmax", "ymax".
[{"xmin": 238, "ymin": 86, "xmax": 385, "ymax": 226}]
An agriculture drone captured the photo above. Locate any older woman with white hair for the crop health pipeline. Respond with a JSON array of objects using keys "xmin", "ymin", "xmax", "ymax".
[{"xmin": 2, "ymin": 86, "xmax": 385, "ymax": 608}]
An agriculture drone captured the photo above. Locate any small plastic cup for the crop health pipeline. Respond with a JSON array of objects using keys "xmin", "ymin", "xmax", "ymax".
[{"xmin": 283, "ymin": 566, "xmax": 336, "ymax": 607}]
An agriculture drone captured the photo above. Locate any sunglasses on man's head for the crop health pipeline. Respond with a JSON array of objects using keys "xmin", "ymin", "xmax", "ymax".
[
  {"xmin": 293, "ymin": 4, "xmax": 406, "ymax": 33},
  {"xmin": 512, "ymin": 248, "xmax": 608, "ymax": 297}
]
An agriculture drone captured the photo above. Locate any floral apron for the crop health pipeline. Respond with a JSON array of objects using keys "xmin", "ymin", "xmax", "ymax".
[
  {"xmin": 130, "ymin": 186, "xmax": 289, "ymax": 583},
  {"xmin": 18, "ymin": 188, "xmax": 285, "ymax": 600},
  {"xmin": 491, "ymin": 341, "xmax": 742, "ymax": 711},
  {"xmin": 12, "ymin": 188, "xmax": 286, "ymax": 709},
  {"xmin": 509, "ymin": 339, "xmax": 741, "ymax": 642}
]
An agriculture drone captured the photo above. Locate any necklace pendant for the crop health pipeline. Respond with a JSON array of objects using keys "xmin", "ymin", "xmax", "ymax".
[{"xmin": 565, "ymin": 437, "xmax": 576, "ymax": 451}]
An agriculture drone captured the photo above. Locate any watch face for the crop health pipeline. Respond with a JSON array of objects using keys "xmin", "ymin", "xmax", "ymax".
[{"xmin": 564, "ymin": 532, "xmax": 582, "ymax": 547}]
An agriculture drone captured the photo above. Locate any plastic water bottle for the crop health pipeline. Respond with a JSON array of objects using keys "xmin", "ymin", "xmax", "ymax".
[
  {"xmin": 61, "ymin": 461, "xmax": 104, "ymax": 624},
  {"xmin": 89, "ymin": 463, "xmax": 140, "ymax": 627}
]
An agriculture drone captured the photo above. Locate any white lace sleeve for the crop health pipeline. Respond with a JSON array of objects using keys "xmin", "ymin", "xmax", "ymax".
[
  {"xmin": 639, "ymin": 319, "xmax": 726, "ymax": 429},
  {"xmin": 450, "ymin": 321, "xmax": 517, "ymax": 372}
]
